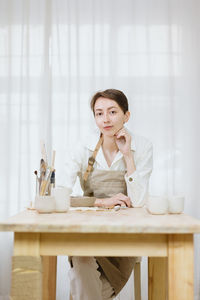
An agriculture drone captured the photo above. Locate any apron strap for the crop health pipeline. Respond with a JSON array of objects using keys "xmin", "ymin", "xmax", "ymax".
[{"xmin": 83, "ymin": 133, "xmax": 103, "ymax": 182}]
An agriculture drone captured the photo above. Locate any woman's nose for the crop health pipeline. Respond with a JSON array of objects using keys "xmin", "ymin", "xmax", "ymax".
[{"xmin": 103, "ymin": 113, "xmax": 110, "ymax": 122}]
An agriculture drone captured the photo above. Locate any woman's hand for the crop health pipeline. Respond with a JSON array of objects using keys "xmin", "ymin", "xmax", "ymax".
[
  {"xmin": 114, "ymin": 127, "xmax": 136, "ymax": 175},
  {"xmin": 114, "ymin": 127, "xmax": 132, "ymax": 157},
  {"xmin": 95, "ymin": 193, "xmax": 131, "ymax": 208}
]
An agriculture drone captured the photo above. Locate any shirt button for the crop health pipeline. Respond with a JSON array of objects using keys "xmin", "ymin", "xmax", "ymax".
[{"xmin": 129, "ymin": 177, "xmax": 133, "ymax": 182}]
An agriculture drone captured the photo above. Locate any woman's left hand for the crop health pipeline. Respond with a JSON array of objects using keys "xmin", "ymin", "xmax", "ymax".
[{"xmin": 114, "ymin": 127, "xmax": 132, "ymax": 157}]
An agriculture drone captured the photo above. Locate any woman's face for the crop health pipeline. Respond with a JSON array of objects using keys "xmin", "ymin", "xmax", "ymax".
[{"xmin": 94, "ymin": 97, "xmax": 130, "ymax": 137}]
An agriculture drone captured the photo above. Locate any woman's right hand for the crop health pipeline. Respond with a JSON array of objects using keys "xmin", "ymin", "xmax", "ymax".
[{"xmin": 95, "ymin": 193, "xmax": 131, "ymax": 208}]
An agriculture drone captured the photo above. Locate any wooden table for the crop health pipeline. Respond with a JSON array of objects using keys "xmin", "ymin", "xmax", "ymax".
[{"xmin": 1, "ymin": 207, "xmax": 200, "ymax": 300}]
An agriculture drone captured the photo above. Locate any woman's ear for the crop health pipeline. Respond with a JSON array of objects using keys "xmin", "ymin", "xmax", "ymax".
[{"xmin": 124, "ymin": 111, "xmax": 130, "ymax": 123}]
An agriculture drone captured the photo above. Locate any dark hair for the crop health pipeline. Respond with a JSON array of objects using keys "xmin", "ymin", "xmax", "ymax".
[{"xmin": 90, "ymin": 89, "xmax": 129, "ymax": 114}]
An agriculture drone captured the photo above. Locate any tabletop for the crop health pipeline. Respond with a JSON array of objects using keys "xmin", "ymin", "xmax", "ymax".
[{"xmin": 1, "ymin": 207, "xmax": 200, "ymax": 234}]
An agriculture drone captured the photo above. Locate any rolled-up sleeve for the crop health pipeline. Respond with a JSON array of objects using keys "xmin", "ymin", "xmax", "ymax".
[{"xmin": 124, "ymin": 142, "xmax": 153, "ymax": 207}]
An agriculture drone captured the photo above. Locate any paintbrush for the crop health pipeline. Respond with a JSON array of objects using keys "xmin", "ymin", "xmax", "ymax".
[
  {"xmin": 50, "ymin": 170, "xmax": 55, "ymax": 188},
  {"xmin": 40, "ymin": 140, "xmax": 48, "ymax": 164},
  {"xmin": 40, "ymin": 167, "xmax": 51, "ymax": 195},
  {"xmin": 40, "ymin": 150, "xmax": 56, "ymax": 196},
  {"xmin": 39, "ymin": 141, "xmax": 48, "ymax": 192},
  {"xmin": 34, "ymin": 170, "xmax": 39, "ymax": 196},
  {"xmin": 43, "ymin": 150, "xmax": 56, "ymax": 195},
  {"xmin": 39, "ymin": 158, "xmax": 46, "ymax": 193},
  {"xmin": 49, "ymin": 169, "xmax": 55, "ymax": 195}
]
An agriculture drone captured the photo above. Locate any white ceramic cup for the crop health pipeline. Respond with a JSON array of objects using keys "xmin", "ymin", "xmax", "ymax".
[
  {"xmin": 168, "ymin": 196, "xmax": 184, "ymax": 214},
  {"xmin": 35, "ymin": 195, "xmax": 55, "ymax": 213},
  {"xmin": 52, "ymin": 187, "xmax": 72, "ymax": 212},
  {"xmin": 147, "ymin": 195, "xmax": 168, "ymax": 215}
]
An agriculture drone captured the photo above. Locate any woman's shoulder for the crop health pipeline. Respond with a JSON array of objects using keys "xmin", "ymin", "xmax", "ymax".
[{"xmin": 128, "ymin": 130, "xmax": 153, "ymax": 152}]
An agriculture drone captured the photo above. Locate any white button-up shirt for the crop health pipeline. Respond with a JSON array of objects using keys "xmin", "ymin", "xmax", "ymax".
[{"xmin": 61, "ymin": 130, "xmax": 153, "ymax": 207}]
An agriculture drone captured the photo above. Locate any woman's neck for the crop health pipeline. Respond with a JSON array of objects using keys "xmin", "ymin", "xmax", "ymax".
[{"xmin": 102, "ymin": 135, "xmax": 118, "ymax": 153}]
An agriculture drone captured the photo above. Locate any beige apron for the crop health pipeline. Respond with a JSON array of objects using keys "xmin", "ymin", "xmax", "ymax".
[{"xmin": 77, "ymin": 169, "xmax": 136, "ymax": 296}]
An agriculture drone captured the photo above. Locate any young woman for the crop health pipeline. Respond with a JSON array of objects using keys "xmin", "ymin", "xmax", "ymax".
[{"xmin": 63, "ymin": 89, "xmax": 153, "ymax": 300}]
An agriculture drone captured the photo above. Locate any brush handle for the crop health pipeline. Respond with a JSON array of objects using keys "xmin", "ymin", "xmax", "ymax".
[
  {"xmin": 36, "ymin": 177, "xmax": 38, "ymax": 196},
  {"xmin": 43, "ymin": 170, "xmax": 53, "ymax": 195},
  {"xmin": 40, "ymin": 168, "xmax": 51, "ymax": 195},
  {"xmin": 40, "ymin": 140, "xmax": 48, "ymax": 163},
  {"xmin": 40, "ymin": 180, "xmax": 48, "ymax": 196},
  {"xmin": 52, "ymin": 150, "xmax": 56, "ymax": 168}
]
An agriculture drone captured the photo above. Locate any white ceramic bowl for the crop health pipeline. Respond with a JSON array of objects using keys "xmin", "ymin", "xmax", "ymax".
[
  {"xmin": 168, "ymin": 196, "xmax": 184, "ymax": 214},
  {"xmin": 35, "ymin": 195, "xmax": 55, "ymax": 213},
  {"xmin": 147, "ymin": 195, "xmax": 168, "ymax": 215},
  {"xmin": 52, "ymin": 187, "xmax": 72, "ymax": 212}
]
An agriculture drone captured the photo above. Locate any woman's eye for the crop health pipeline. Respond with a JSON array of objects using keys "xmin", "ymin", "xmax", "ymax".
[
  {"xmin": 110, "ymin": 111, "xmax": 116, "ymax": 114},
  {"xmin": 95, "ymin": 112, "xmax": 102, "ymax": 116}
]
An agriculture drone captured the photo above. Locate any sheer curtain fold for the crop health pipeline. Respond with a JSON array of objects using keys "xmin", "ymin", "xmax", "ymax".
[{"xmin": 1, "ymin": 0, "xmax": 200, "ymax": 299}]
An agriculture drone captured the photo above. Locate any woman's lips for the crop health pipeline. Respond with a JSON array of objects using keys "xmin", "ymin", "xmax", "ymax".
[{"xmin": 104, "ymin": 126, "xmax": 113, "ymax": 130}]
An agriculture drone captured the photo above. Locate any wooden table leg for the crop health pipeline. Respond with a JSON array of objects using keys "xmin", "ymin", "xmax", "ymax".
[
  {"xmin": 11, "ymin": 233, "xmax": 42, "ymax": 300},
  {"xmin": 148, "ymin": 257, "xmax": 168, "ymax": 300},
  {"xmin": 42, "ymin": 256, "xmax": 57, "ymax": 300},
  {"xmin": 168, "ymin": 234, "xmax": 194, "ymax": 300},
  {"xmin": 134, "ymin": 262, "xmax": 142, "ymax": 300}
]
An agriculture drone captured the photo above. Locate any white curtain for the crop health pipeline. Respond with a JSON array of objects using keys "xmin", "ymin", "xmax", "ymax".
[{"xmin": 1, "ymin": 0, "xmax": 200, "ymax": 299}]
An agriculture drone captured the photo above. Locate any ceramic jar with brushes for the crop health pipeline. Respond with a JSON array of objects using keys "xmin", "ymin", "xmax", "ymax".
[{"xmin": 34, "ymin": 149, "xmax": 56, "ymax": 213}]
